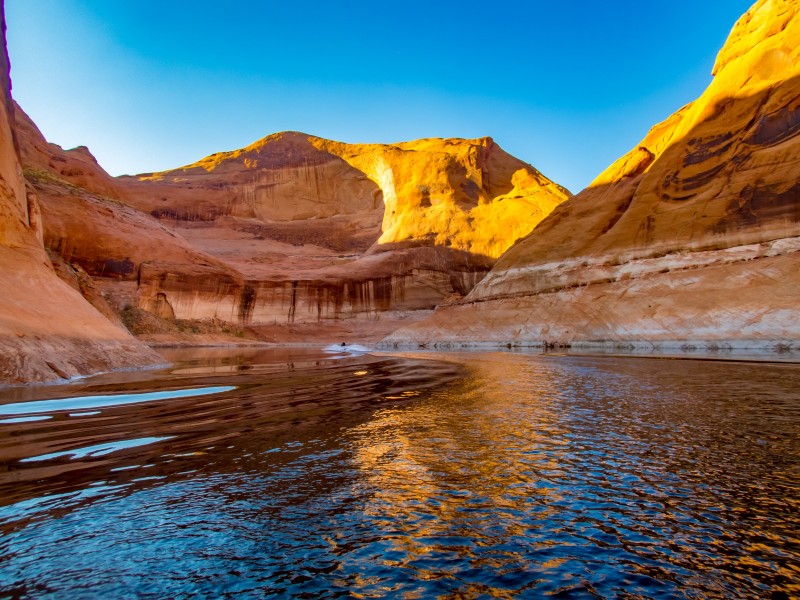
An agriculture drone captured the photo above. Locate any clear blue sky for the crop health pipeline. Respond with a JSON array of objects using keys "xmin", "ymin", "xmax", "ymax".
[{"xmin": 6, "ymin": 0, "xmax": 754, "ymax": 193}]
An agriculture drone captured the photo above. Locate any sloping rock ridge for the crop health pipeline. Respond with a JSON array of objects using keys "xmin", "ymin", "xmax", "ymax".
[
  {"xmin": 16, "ymin": 104, "xmax": 234, "ymax": 284},
  {"xmin": 104, "ymin": 132, "xmax": 569, "ymax": 341},
  {"xmin": 386, "ymin": 0, "xmax": 800, "ymax": 349},
  {"xmin": 0, "ymin": 1, "xmax": 161, "ymax": 385},
  {"xmin": 13, "ymin": 100, "xmax": 568, "ymax": 343}
]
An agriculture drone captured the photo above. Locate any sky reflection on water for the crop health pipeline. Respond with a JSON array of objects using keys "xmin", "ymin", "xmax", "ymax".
[{"xmin": 0, "ymin": 386, "xmax": 237, "ymax": 416}]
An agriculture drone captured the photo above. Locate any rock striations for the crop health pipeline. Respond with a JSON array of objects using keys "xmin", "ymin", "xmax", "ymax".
[
  {"xmin": 386, "ymin": 0, "xmax": 800, "ymax": 350},
  {"xmin": 107, "ymin": 133, "xmax": 569, "ymax": 341},
  {"xmin": 0, "ymin": 2, "xmax": 161, "ymax": 385},
  {"xmin": 4, "ymin": 0, "xmax": 797, "ymax": 384},
  {"xmin": 11, "ymin": 102, "xmax": 568, "ymax": 349}
]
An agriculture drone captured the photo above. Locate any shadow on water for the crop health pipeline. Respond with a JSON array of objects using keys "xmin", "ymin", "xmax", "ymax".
[{"xmin": 0, "ymin": 349, "xmax": 798, "ymax": 599}]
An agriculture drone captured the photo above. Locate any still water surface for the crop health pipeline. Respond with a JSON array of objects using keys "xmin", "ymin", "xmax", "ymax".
[{"xmin": 0, "ymin": 348, "xmax": 798, "ymax": 598}]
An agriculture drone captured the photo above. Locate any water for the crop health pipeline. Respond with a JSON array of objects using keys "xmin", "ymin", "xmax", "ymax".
[{"xmin": 0, "ymin": 348, "xmax": 798, "ymax": 599}]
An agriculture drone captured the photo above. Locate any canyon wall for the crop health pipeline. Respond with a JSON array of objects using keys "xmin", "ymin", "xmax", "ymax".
[
  {"xmin": 15, "ymin": 119, "xmax": 512, "ymax": 342},
  {"xmin": 386, "ymin": 0, "xmax": 800, "ymax": 350},
  {"xmin": 311, "ymin": 137, "xmax": 570, "ymax": 258},
  {"xmin": 108, "ymin": 133, "xmax": 568, "ymax": 340},
  {"xmin": 0, "ymin": 1, "xmax": 161, "ymax": 384},
  {"xmin": 16, "ymin": 105, "xmax": 233, "ymax": 281},
  {"xmin": 15, "ymin": 111, "xmax": 568, "ymax": 342}
]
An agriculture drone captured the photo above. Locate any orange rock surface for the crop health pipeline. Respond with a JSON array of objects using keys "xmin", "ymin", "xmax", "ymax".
[
  {"xmin": 387, "ymin": 0, "xmax": 800, "ymax": 349},
  {"xmin": 120, "ymin": 133, "xmax": 569, "ymax": 259},
  {"xmin": 108, "ymin": 132, "xmax": 568, "ymax": 339},
  {"xmin": 0, "ymin": 3, "xmax": 160, "ymax": 385},
  {"xmin": 312, "ymin": 137, "xmax": 570, "ymax": 258},
  {"xmin": 13, "ymin": 107, "xmax": 567, "ymax": 344}
]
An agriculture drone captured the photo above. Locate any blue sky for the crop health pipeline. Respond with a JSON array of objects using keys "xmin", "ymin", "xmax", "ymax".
[{"xmin": 6, "ymin": 0, "xmax": 754, "ymax": 192}]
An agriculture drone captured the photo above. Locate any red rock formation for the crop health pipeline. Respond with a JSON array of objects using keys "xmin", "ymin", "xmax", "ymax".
[
  {"xmin": 386, "ymin": 0, "xmax": 800, "ymax": 350},
  {"xmin": 14, "ymin": 102, "xmax": 568, "ymax": 343},
  {"xmin": 118, "ymin": 132, "xmax": 569, "ymax": 259},
  {"xmin": 312, "ymin": 136, "xmax": 570, "ymax": 258},
  {"xmin": 111, "ymin": 132, "xmax": 568, "ymax": 340},
  {"xmin": 0, "ymin": 1, "xmax": 161, "ymax": 385}
]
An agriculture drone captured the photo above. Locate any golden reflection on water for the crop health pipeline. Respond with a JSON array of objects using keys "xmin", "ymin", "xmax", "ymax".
[
  {"xmin": 346, "ymin": 352, "xmax": 800, "ymax": 596},
  {"xmin": 350, "ymin": 354, "xmax": 567, "ymax": 582}
]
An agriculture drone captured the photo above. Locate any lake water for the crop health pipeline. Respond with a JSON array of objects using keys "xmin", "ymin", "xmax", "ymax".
[{"xmin": 0, "ymin": 348, "xmax": 797, "ymax": 599}]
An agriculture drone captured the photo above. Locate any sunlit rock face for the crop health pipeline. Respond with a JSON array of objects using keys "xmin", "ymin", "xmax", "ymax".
[
  {"xmin": 386, "ymin": 0, "xmax": 800, "ymax": 348},
  {"xmin": 118, "ymin": 132, "xmax": 569, "ymax": 260},
  {"xmin": 107, "ymin": 132, "xmax": 567, "ymax": 339},
  {"xmin": 14, "ymin": 103, "xmax": 567, "ymax": 341},
  {"xmin": 0, "ymin": 4, "xmax": 160, "ymax": 385},
  {"xmin": 311, "ymin": 136, "xmax": 570, "ymax": 259}
]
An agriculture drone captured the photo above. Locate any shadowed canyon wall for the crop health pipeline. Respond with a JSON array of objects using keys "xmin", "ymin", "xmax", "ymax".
[
  {"xmin": 15, "ymin": 105, "xmax": 233, "ymax": 281},
  {"xmin": 0, "ymin": 1, "xmax": 160, "ymax": 385},
  {"xmin": 386, "ymin": 0, "xmax": 800, "ymax": 349}
]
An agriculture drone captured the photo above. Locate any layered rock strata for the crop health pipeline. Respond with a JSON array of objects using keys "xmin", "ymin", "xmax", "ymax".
[
  {"xmin": 0, "ymin": 3, "xmax": 161, "ymax": 385},
  {"xmin": 14, "ymin": 103, "xmax": 568, "ymax": 342},
  {"xmin": 386, "ymin": 0, "xmax": 800, "ymax": 349},
  {"xmin": 16, "ymin": 105, "xmax": 232, "ymax": 283},
  {"xmin": 110, "ymin": 133, "xmax": 568, "ymax": 339}
]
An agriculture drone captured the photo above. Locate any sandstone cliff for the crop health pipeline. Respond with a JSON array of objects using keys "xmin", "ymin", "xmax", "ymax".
[
  {"xmin": 119, "ymin": 133, "xmax": 569, "ymax": 259},
  {"xmin": 14, "ymin": 110, "xmax": 568, "ymax": 343},
  {"xmin": 311, "ymin": 137, "xmax": 570, "ymax": 259},
  {"xmin": 386, "ymin": 0, "xmax": 800, "ymax": 349},
  {"xmin": 0, "ymin": 1, "xmax": 161, "ymax": 384},
  {"xmin": 112, "ymin": 132, "xmax": 568, "ymax": 341}
]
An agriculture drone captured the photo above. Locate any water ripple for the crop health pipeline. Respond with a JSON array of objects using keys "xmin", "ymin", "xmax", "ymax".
[{"xmin": 0, "ymin": 350, "xmax": 797, "ymax": 599}]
